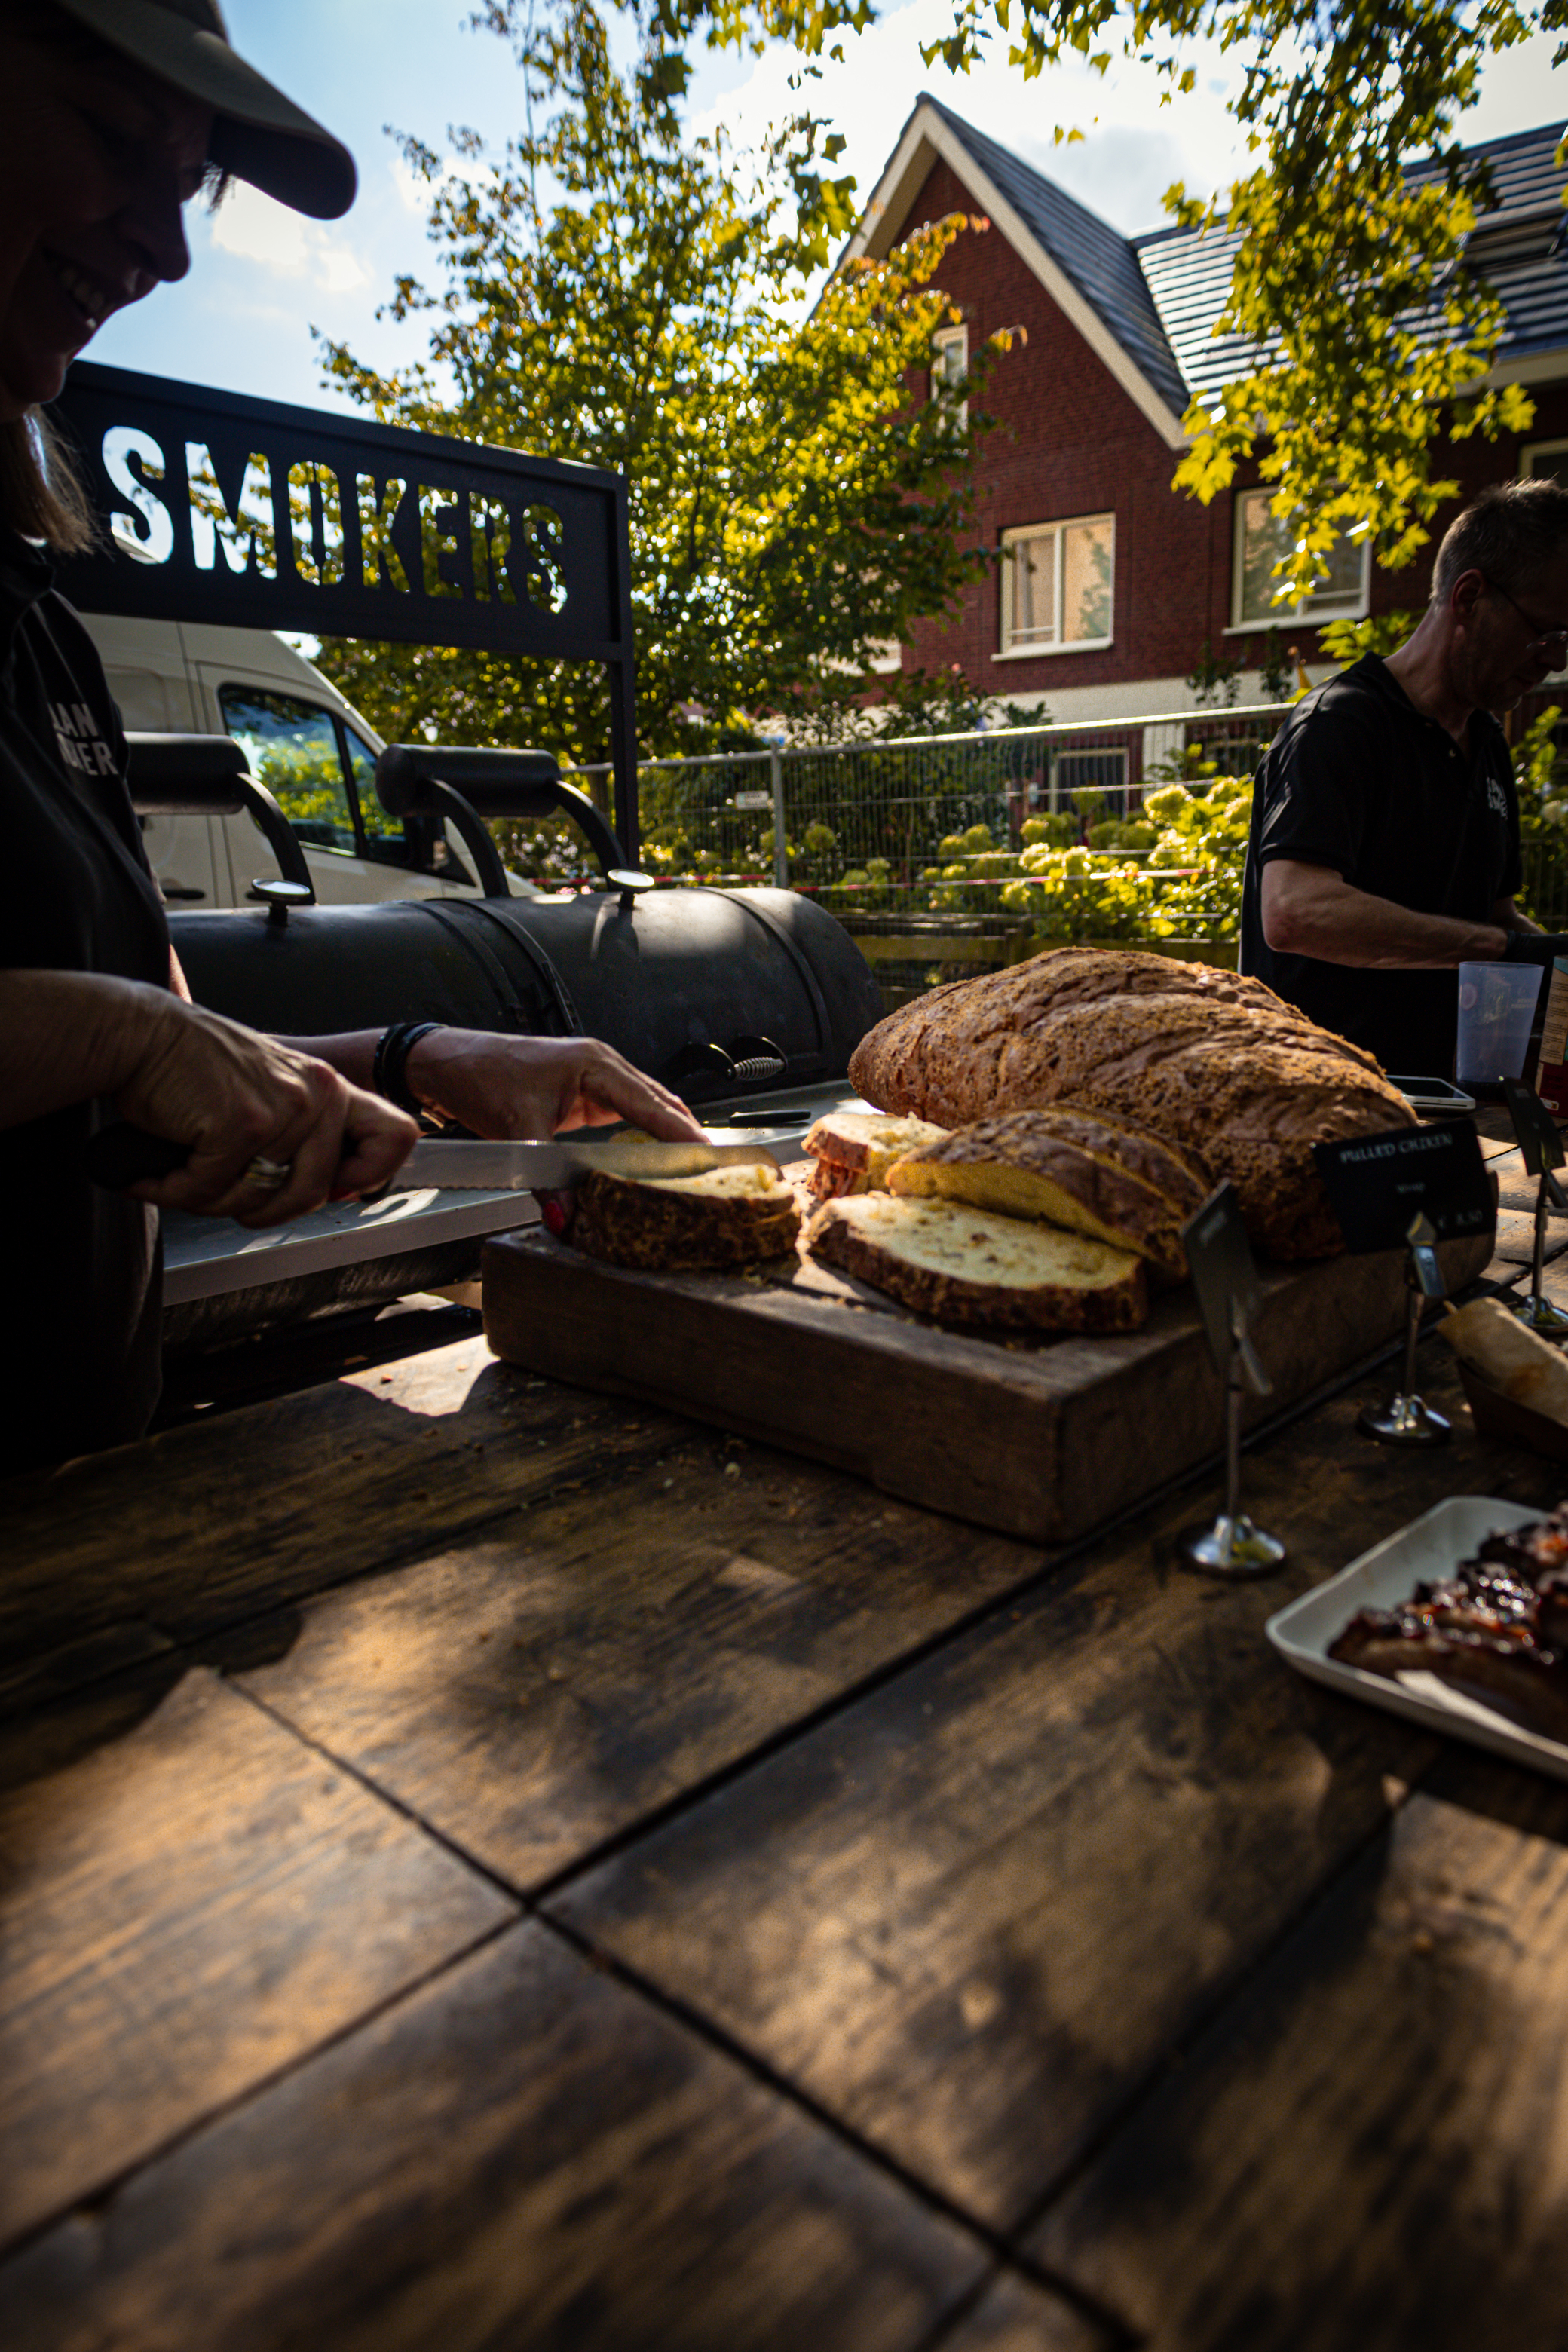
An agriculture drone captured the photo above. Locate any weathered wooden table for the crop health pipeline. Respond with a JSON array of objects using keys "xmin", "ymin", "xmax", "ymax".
[{"xmin": 5, "ymin": 1123, "xmax": 1568, "ymax": 2350}]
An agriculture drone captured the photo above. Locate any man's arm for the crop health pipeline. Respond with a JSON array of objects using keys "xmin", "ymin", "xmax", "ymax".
[{"xmin": 1260, "ymin": 861, "xmax": 1514, "ymax": 967}]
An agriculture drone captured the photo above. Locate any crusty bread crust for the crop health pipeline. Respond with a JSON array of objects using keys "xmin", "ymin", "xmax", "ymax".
[
  {"xmin": 846, "ymin": 948, "xmax": 1410, "ymax": 1260},
  {"xmin": 571, "ymin": 1167, "xmax": 801, "ymax": 1270},
  {"xmin": 887, "ymin": 1108, "xmax": 1199, "ymax": 1279},
  {"xmin": 805, "ymin": 1193, "xmax": 1147, "ymax": 1332}
]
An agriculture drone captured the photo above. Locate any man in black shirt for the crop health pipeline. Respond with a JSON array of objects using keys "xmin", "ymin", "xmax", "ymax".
[{"xmin": 1240, "ymin": 479, "xmax": 1568, "ymax": 1076}]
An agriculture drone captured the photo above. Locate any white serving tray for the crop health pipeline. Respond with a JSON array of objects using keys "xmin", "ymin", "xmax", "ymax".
[{"xmin": 1265, "ymin": 1494, "xmax": 1568, "ymax": 1783}]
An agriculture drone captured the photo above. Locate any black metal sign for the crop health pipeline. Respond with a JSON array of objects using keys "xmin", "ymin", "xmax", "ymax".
[
  {"xmin": 46, "ymin": 362, "xmax": 639, "ymax": 853},
  {"xmin": 1183, "ymin": 1182, "xmax": 1262, "ymax": 1378},
  {"xmin": 1503, "ymin": 1075, "xmax": 1566, "ymax": 1179},
  {"xmin": 1312, "ymin": 1122, "xmax": 1493, "ymax": 1252}
]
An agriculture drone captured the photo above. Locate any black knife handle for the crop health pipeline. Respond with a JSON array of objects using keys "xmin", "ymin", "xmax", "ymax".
[{"xmin": 87, "ymin": 1124, "xmax": 190, "ymax": 1189}]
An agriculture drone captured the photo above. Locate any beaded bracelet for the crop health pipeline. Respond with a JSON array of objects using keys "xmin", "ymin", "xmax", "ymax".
[{"xmin": 372, "ymin": 1021, "xmax": 445, "ymax": 1116}]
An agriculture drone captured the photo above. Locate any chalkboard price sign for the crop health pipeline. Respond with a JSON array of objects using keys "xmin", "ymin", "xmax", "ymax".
[{"xmin": 1312, "ymin": 1122, "xmax": 1493, "ymax": 1255}]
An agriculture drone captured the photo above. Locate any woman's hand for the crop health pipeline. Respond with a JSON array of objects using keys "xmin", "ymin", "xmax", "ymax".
[
  {"xmin": 403, "ymin": 1030, "xmax": 706, "ymax": 1142},
  {"xmin": 118, "ymin": 993, "xmax": 417, "ymax": 1227}
]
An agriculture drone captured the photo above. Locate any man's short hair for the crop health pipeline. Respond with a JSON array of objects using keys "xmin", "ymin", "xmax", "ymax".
[{"xmin": 1432, "ymin": 478, "xmax": 1568, "ymax": 603}]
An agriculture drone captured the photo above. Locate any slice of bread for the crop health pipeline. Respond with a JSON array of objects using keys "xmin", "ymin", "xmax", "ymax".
[
  {"xmin": 887, "ymin": 1107, "xmax": 1201, "ymax": 1279},
  {"xmin": 805, "ymin": 1194, "xmax": 1147, "ymax": 1332},
  {"xmin": 572, "ymin": 1161, "xmax": 801, "ymax": 1270},
  {"xmin": 803, "ymin": 1111, "xmax": 951, "ymax": 1199},
  {"xmin": 1441, "ymin": 1297, "xmax": 1568, "ymax": 1426}
]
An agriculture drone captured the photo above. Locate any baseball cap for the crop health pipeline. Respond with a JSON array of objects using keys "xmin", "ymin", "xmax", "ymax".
[{"xmin": 51, "ymin": 0, "xmax": 357, "ymax": 219}]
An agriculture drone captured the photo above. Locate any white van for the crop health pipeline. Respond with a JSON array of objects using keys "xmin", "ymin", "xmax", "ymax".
[{"xmin": 80, "ymin": 614, "xmax": 537, "ymax": 907}]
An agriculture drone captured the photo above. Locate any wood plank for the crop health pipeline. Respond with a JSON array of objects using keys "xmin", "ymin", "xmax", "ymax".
[
  {"xmin": 0, "ymin": 1337, "xmax": 691, "ymax": 1699},
  {"xmin": 553, "ymin": 1347, "xmax": 1566, "ymax": 2235},
  {"xmin": 0, "ymin": 1922, "xmax": 1020, "ymax": 2352},
  {"xmin": 1028, "ymin": 1750, "xmax": 1568, "ymax": 2350},
  {"xmin": 933, "ymin": 2271, "xmax": 1110, "ymax": 2351},
  {"xmin": 1486, "ymin": 1141, "xmax": 1568, "ymax": 1269},
  {"xmin": 482, "ymin": 1223, "xmax": 1495, "ymax": 1545},
  {"xmin": 233, "ymin": 1443, "xmax": 1052, "ymax": 1891},
  {"xmin": 0, "ymin": 1661, "xmax": 513, "ymax": 2249}
]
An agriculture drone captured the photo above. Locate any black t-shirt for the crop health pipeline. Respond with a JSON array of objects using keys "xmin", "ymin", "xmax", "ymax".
[
  {"xmin": 1, "ymin": 527, "xmax": 172, "ymax": 1473},
  {"xmin": 1239, "ymin": 655, "xmax": 1521, "ymax": 1077}
]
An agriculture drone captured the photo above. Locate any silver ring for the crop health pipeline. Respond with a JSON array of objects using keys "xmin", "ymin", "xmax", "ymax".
[{"xmin": 242, "ymin": 1154, "xmax": 292, "ymax": 1191}]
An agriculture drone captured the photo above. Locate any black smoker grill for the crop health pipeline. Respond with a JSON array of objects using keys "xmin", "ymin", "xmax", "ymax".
[{"xmin": 164, "ymin": 739, "xmax": 878, "ymax": 1105}]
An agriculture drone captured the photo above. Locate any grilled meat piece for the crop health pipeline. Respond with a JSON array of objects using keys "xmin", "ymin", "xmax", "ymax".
[{"xmin": 1330, "ymin": 1514, "xmax": 1568, "ymax": 1744}]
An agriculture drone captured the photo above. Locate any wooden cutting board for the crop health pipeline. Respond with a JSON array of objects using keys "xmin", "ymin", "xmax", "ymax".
[{"xmin": 482, "ymin": 1196, "xmax": 1494, "ymax": 1545}]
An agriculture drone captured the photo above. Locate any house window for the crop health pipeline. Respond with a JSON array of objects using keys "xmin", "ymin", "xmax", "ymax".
[
  {"xmin": 1524, "ymin": 439, "xmax": 1568, "ymax": 487},
  {"xmin": 998, "ymin": 515, "xmax": 1115, "ymax": 657},
  {"xmin": 1232, "ymin": 488, "xmax": 1367, "ymax": 629},
  {"xmin": 931, "ymin": 324, "xmax": 968, "ymax": 428}
]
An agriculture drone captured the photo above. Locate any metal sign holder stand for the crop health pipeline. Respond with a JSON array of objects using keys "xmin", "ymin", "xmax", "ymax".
[
  {"xmin": 1178, "ymin": 1298, "xmax": 1287, "ymax": 1578},
  {"xmin": 1358, "ymin": 1211, "xmax": 1451, "ymax": 1447},
  {"xmin": 1176, "ymin": 1184, "xmax": 1286, "ymax": 1579}
]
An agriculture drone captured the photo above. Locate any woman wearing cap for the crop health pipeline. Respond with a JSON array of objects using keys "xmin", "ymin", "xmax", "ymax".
[{"xmin": 0, "ymin": 0, "xmax": 700, "ymax": 1474}]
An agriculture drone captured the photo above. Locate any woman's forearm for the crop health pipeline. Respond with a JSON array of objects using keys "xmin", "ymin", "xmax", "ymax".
[
  {"xmin": 274, "ymin": 1031, "xmax": 380, "ymax": 1090},
  {"xmin": 0, "ymin": 970, "xmax": 172, "ymax": 1127}
]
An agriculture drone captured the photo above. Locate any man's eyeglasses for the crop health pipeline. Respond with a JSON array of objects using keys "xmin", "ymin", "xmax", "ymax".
[{"xmin": 1486, "ymin": 577, "xmax": 1568, "ymax": 662}]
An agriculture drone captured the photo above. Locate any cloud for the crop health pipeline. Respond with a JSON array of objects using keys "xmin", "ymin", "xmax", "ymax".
[
  {"xmin": 683, "ymin": 0, "xmax": 1251, "ymax": 238},
  {"xmin": 207, "ymin": 181, "xmax": 369, "ymax": 292}
]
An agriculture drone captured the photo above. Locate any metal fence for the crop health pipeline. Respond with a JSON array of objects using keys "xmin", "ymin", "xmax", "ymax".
[
  {"xmin": 1521, "ymin": 835, "xmax": 1568, "ymax": 930},
  {"xmin": 534, "ymin": 705, "xmax": 1286, "ymax": 1009},
  {"xmin": 507, "ymin": 707, "xmax": 1568, "ymax": 1010},
  {"xmin": 563, "ymin": 703, "xmax": 1287, "ymax": 893}
]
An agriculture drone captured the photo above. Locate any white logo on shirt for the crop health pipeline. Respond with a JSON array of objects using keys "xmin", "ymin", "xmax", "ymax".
[
  {"xmin": 1487, "ymin": 774, "xmax": 1509, "ymax": 818},
  {"xmin": 51, "ymin": 699, "xmax": 118, "ymax": 778}
]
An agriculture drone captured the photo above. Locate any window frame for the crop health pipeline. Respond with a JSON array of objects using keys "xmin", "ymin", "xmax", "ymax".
[
  {"xmin": 218, "ymin": 681, "xmax": 363, "ymax": 859},
  {"xmin": 1522, "ymin": 438, "xmax": 1568, "ymax": 484},
  {"xmin": 995, "ymin": 512, "xmax": 1116, "ymax": 660},
  {"xmin": 930, "ymin": 323, "xmax": 969, "ymax": 430},
  {"xmin": 1228, "ymin": 487, "xmax": 1369, "ymax": 633}
]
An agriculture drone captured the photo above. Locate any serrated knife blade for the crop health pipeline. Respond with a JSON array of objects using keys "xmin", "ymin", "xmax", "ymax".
[{"xmin": 396, "ymin": 1132, "xmax": 782, "ymax": 1192}]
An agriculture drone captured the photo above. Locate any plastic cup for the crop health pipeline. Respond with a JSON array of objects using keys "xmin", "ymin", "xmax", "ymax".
[{"xmin": 1456, "ymin": 961, "xmax": 1544, "ymax": 1084}]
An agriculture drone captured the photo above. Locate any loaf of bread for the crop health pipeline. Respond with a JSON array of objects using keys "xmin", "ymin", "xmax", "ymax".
[
  {"xmin": 1441, "ymin": 1297, "xmax": 1568, "ymax": 1426},
  {"xmin": 803, "ymin": 1110, "xmax": 951, "ymax": 1199},
  {"xmin": 805, "ymin": 1193, "xmax": 1147, "ymax": 1331},
  {"xmin": 571, "ymin": 1161, "xmax": 801, "ymax": 1270},
  {"xmin": 847, "ymin": 948, "xmax": 1413, "ymax": 1260},
  {"xmin": 887, "ymin": 1107, "xmax": 1207, "ymax": 1280}
]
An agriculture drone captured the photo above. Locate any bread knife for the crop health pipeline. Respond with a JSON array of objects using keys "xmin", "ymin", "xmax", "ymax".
[
  {"xmin": 392, "ymin": 1134, "xmax": 780, "ymax": 1190},
  {"xmin": 85, "ymin": 1122, "xmax": 780, "ymax": 1193}
]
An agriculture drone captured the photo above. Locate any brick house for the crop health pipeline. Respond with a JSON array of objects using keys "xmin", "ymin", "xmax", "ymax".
[{"xmin": 845, "ymin": 98, "xmax": 1568, "ymax": 735}]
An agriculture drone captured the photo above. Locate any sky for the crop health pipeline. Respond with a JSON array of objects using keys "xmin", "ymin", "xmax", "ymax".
[{"xmin": 90, "ymin": 0, "xmax": 1568, "ymax": 418}]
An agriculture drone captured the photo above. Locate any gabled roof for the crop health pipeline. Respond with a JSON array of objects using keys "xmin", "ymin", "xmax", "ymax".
[
  {"xmin": 917, "ymin": 98, "xmax": 1190, "ymax": 421},
  {"xmin": 842, "ymin": 93, "xmax": 1190, "ymax": 448},
  {"xmin": 845, "ymin": 103, "xmax": 1568, "ymax": 437}
]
